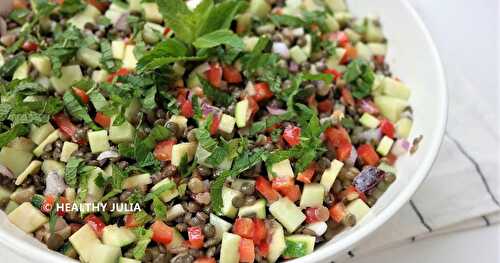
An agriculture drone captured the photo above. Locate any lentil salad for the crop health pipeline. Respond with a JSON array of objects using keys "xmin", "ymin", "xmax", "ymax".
[{"xmin": 0, "ymin": 0, "xmax": 416, "ymax": 263}]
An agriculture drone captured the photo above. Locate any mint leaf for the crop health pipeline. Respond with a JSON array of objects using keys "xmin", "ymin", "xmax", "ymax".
[
  {"xmin": 152, "ymin": 196, "xmax": 167, "ymax": 219},
  {"xmin": 132, "ymin": 227, "xmax": 153, "ymax": 260},
  {"xmin": 0, "ymin": 125, "xmax": 29, "ymax": 148},
  {"xmin": 196, "ymin": 0, "xmax": 246, "ymax": 36},
  {"xmin": 195, "ymin": 128, "xmax": 218, "ymax": 151},
  {"xmin": 193, "ymin": 29, "xmax": 244, "ymax": 49},
  {"xmin": 270, "ymin": 14, "xmax": 305, "ymax": 27},
  {"xmin": 343, "ymin": 59, "xmax": 375, "ymax": 99},
  {"xmin": 63, "ymin": 92, "xmax": 95, "ymax": 127}
]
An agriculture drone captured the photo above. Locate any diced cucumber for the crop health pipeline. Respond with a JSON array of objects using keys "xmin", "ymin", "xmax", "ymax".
[
  {"xmin": 220, "ymin": 232, "xmax": 241, "ymax": 263},
  {"xmin": 290, "ymin": 46, "xmax": 308, "ymax": 64},
  {"xmin": 242, "ymin": 36, "xmax": 259, "ymax": 52},
  {"xmin": 283, "ymin": 234, "xmax": 316, "ymax": 258},
  {"xmin": 267, "ymin": 220, "xmax": 286, "ymax": 263},
  {"xmin": 302, "ymin": 34, "xmax": 312, "ymax": 57},
  {"xmin": 92, "ymin": 70, "xmax": 109, "ymax": 83},
  {"xmin": 334, "ymin": 12, "xmax": 353, "ymax": 27},
  {"xmin": 122, "ymin": 45, "xmax": 138, "ymax": 70},
  {"xmin": 7, "ymin": 137, "xmax": 35, "ymax": 152},
  {"xmin": 345, "ymin": 28, "xmax": 362, "ymax": 44},
  {"xmin": 267, "ymin": 159, "xmax": 294, "ymax": 180},
  {"xmin": 324, "ymin": 14, "xmax": 340, "ymax": 32},
  {"xmin": 5, "ymin": 201, "xmax": 19, "ymax": 214},
  {"xmin": 238, "ymin": 199, "xmax": 266, "ymax": 219},
  {"xmin": 320, "ymin": 159, "xmax": 344, "ymax": 193},
  {"xmin": 382, "ymin": 77, "xmax": 411, "ymax": 100},
  {"xmin": 143, "ymin": 22, "xmax": 165, "ymax": 44},
  {"xmin": 151, "ymin": 178, "xmax": 178, "ymax": 202},
  {"xmin": 128, "ymin": 0, "xmax": 142, "ymax": 12},
  {"xmin": 209, "ymin": 213, "xmax": 233, "ymax": 241},
  {"xmin": 102, "ymin": 224, "xmax": 136, "ymax": 247},
  {"xmin": 326, "ymin": 48, "xmax": 346, "ymax": 68},
  {"xmin": 374, "ymin": 95, "xmax": 408, "ymax": 122},
  {"xmin": 12, "ymin": 61, "xmax": 29, "ymax": 80},
  {"xmin": 10, "ymin": 186, "xmax": 35, "ymax": 204},
  {"xmin": 68, "ymin": 5, "xmax": 101, "ymax": 30},
  {"xmin": 122, "ymin": 173, "xmax": 152, "ymax": 189},
  {"xmin": 367, "ymin": 43, "xmax": 387, "ymax": 56},
  {"xmin": 166, "ymin": 204, "xmax": 186, "ymax": 221},
  {"xmin": 109, "ymin": 121, "xmax": 135, "ymax": 144},
  {"xmin": 42, "ymin": 160, "xmax": 65, "ymax": 176},
  {"xmin": 8, "ymin": 202, "xmax": 48, "ymax": 233},
  {"xmin": 111, "ymin": 40, "xmax": 126, "ymax": 60},
  {"xmin": 104, "ymin": 3, "xmax": 128, "ymax": 24},
  {"xmin": 235, "ymin": 99, "xmax": 250, "ymax": 128},
  {"xmin": 0, "ymin": 147, "xmax": 33, "ymax": 176},
  {"xmin": 219, "ymin": 114, "xmax": 236, "ymax": 134},
  {"xmin": 221, "ymin": 187, "xmax": 242, "ymax": 218},
  {"xmin": 359, "ymin": 113, "xmax": 380, "ymax": 128},
  {"xmin": 15, "ymin": 160, "xmax": 42, "ymax": 186},
  {"xmin": 365, "ymin": 18, "xmax": 384, "ymax": 43},
  {"xmin": 346, "ymin": 199, "xmax": 370, "ymax": 223},
  {"xmin": 324, "ymin": 0, "xmax": 347, "ymax": 12},
  {"xmin": 395, "ymin": 117, "xmax": 413, "ymax": 138},
  {"xmin": 378, "ymin": 162, "xmax": 397, "ymax": 175},
  {"xmin": 87, "ymin": 167, "xmax": 105, "ymax": 202},
  {"xmin": 29, "ymin": 55, "xmax": 51, "ymax": 76},
  {"xmin": 77, "ymin": 47, "xmax": 102, "ymax": 69},
  {"xmin": 69, "ymin": 224, "xmax": 101, "ymax": 262},
  {"xmin": 171, "ymin": 142, "xmax": 197, "ymax": 166},
  {"xmin": 60, "ymin": 141, "xmax": 79, "ymax": 162},
  {"xmin": 355, "ymin": 42, "xmax": 372, "ymax": 61},
  {"xmin": 376, "ymin": 136, "xmax": 394, "ymax": 156},
  {"xmin": 0, "ymin": 186, "xmax": 12, "ymax": 204},
  {"xmin": 269, "ymin": 198, "xmax": 306, "ymax": 233},
  {"xmin": 302, "ymin": 0, "xmax": 323, "ymax": 11},
  {"xmin": 33, "ymin": 130, "xmax": 60, "ymax": 157},
  {"xmin": 168, "ymin": 115, "xmax": 188, "ymax": 133},
  {"xmin": 88, "ymin": 130, "xmax": 111, "ymax": 153},
  {"xmin": 29, "ymin": 123, "xmax": 55, "ymax": 145},
  {"xmin": 141, "ymin": 3, "xmax": 163, "ymax": 23},
  {"xmin": 299, "ymin": 183, "xmax": 325, "ymax": 208},
  {"xmin": 50, "ymin": 65, "xmax": 83, "ymax": 94},
  {"xmin": 248, "ymin": 0, "xmax": 271, "ymax": 18},
  {"xmin": 119, "ymin": 258, "xmax": 140, "ymax": 263},
  {"xmin": 88, "ymin": 243, "xmax": 122, "ymax": 263}
]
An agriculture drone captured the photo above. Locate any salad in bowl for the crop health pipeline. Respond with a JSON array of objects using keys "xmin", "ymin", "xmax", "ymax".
[{"xmin": 0, "ymin": 0, "xmax": 418, "ymax": 262}]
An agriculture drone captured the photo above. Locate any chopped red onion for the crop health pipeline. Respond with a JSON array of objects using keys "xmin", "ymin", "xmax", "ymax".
[
  {"xmin": 0, "ymin": 164, "xmax": 14, "ymax": 178},
  {"xmin": 391, "ymin": 139, "xmax": 410, "ymax": 156},
  {"xmin": 357, "ymin": 128, "xmax": 382, "ymax": 143},
  {"xmin": 44, "ymin": 171, "xmax": 66, "ymax": 196},
  {"xmin": 266, "ymin": 105, "xmax": 287, "ymax": 115},
  {"xmin": 272, "ymin": 42, "xmax": 289, "ymax": 59},
  {"xmin": 345, "ymin": 145, "xmax": 358, "ymax": 166},
  {"xmin": 114, "ymin": 13, "xmax": 130, "ymax": 32},
  {"xmin": 97, "ymin": 150, "xmax": 120, "ymax": 161},
  {"xmin": 201, "ymin": 102, "xmax": 221, "ymax": 116}
]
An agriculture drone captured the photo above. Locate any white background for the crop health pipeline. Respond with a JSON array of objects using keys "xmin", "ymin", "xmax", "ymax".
[{"xmin": 1, "ymin": 0, "xmax": 499, "ymax": 262}]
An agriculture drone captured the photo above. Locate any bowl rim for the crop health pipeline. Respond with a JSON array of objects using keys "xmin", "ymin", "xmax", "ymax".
[{"xmin": 0, "ymin": 1, "xmax": 448, "ymax": 262}]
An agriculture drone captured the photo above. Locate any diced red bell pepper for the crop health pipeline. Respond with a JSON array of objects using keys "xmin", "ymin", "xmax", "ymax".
[
  {"xmin": 271, "ymin": 177, "xmax": 294, "ymax": 192},
  {"xmin": 357, "ymin": 144, "xmax": 380, "ymax": 166},
  {"xmin": 341, "ymin": 43, "xmax": 358, "ymax": 64},
  {"xmin": 297, "ymin": 162, "xmax": 316, "ymax": 184},
  {"xmin": 324, "ymin": 127, "xmax": 351, "ymax": 147},
  {"xmin": 151, "ymin": 220, "xmax": 174, "ymax": 245},
  {"xmin": 53, "ymin": 113, "xmax": 84, "ymax": 144},
  {"xmin": 336, "ymin": 143, "xmax": 352, "ymax": 162},
  {"xmin": 340, "ymin": 88, "xmax": 355, "ymax": 106},
  {"xmin": 87, "ymin": 0, "xmax": 109, "ymax": 12},
  {"xmin": 283, "ymin": 184, "xmax": 301, "ymax": 203},
  {"xmin": 239, "ymin": 238, "xmax": 255, "ymax": 263},
  {"xmin": 222, "ymin": 65, "xmax": 242, "ymax": 84},
  {"xmin": 252, "ymin": 219, "xmax": 267, "ymax": 245},
  {"xmin": 379, "ymin": 119, "xmax": 395, "ymax": 138},
  {"xmin": 253, "ymin": 82, "xmax": 273, "ymax": 102},
  {"xmin": 180, "ymin": 100, "xmax": 194, "ymax": 118},
  {"xmin": 317, "ymin": 100, "xmax": 333, "ymax": 113},
  {"xmin": 106, "ymin": 67, "xmax": 130, "ymax": 83},
  {"xmin": 247, "ymin": 96, "xmax": 260, "ymax": 116},
  {"xmin": 329, "ymin": 203, "xmax": 347, "ymax": 223},
  {"xmin": 233, "ymin": 218, "xmax": 254, "ymax": 239},
  {"xmin": 94, "ymin": 112, "xmax": 111, "ymax": 128},
  {"xmin": 163, "ymin": 27, "xmax": 172, "ymax": 36},
  {"xmin": 84, "ymin": 214, "xmax": 106, "ymax": 237},
  {"xmin": 255, "ymin": 176, "xmax": 280, "ymax": 203},
  {"xmin": 335, "ymin": 31, "xmax": 350, "ymax": 48},
  {"xmin": 13, "ymin": 0, "xmax": 28, "ymax": 9},
  {"xmin": 154, "ymin": 139, "xmax": 177, "ymax": 161},
  {"xmin": 206, "ymin": 64, "xmax": 223, "ymax": 88},
  {"xmin": 187, "ymin": 226, "xmax": 204, "ymax": 249},
  {"xmin": 22, "ymin": 41, "xmax": 38, "ymax": 52},
  {"xmin": 282, "ymin": 125, "xmax": 301, "ymax": 146},
  {"xmin": 323, "ymin": 68, "xmax": 342, "ymax": 82},
  {"xmin": 373, "ymin": 55, "xmax": 385, "ymax": 65},
  {"xmin": 209, "ymin": 114, "xmax": 221, "ymax": 136},
  {"xmin": 72, "ymin": 87, "xmax": 89, "ymax": 104},
  {"xmin": 256, "ymin": 242, "xmax": 269, "ymax": 257},
  {"xmin": 124, "ymin": 214, "xmax": 140, "ymax": 228},
  {"xmin": 194, "ymin": 257, "xmax": 216, "ymax": 263},
  {"xmin": 305, "ymin": 206, "xmax": 330, "ymax": 223}
]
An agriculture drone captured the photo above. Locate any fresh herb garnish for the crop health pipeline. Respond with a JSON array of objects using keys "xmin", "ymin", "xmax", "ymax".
[{"xmin": 343, "ymin": 59, "xmax": 375, "ymax": 99}]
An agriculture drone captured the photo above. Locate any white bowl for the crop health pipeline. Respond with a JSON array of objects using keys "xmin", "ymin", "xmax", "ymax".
[{"xmin": 0, "ymin": 0, "xmax": 447, "ymax": 262}]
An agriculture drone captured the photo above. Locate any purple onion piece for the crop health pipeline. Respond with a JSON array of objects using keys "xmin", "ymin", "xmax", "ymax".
[
  {"xmin": 201, "ymin": 102, "xmax": 221, "ymax": 116},
  {"xmin": 353, "ymin": 166, "xmax": 385, "ymax": 193},
  {"xmin": 114, "ymin": 13, "xmax": 131, "ymax": 32},
  {"xmin": 345, "ymin": 145, "xmax": 358, "ymax": 166},
  {"xmin": 391, "ymin": 139, "xmax": 410, "ymax": 156},
  {"xmin": 357, "ymin": 128, "xmax": 382, "ymax": 143},
  {"xmin": 0, "ymin": 164, "xmax": 14, "ymax": 178},
  {"xmin": 266, "ymin": 105, "xmax": 287, "ymax": 115},
  {"xmin": 97, "ymin": 150, "xmax": 120, "ymax": 161},
  {"xmin": 44, "ymin": 171, "xmax": 67, "ymax": 196}
]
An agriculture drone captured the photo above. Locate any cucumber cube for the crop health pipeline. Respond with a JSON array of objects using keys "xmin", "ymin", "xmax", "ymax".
[
  {"xmin": 374, "ymin": 95, "xmax": 408, "ymax": 122},
  {"xmin": 359, "ymin": 113, "xmax": 380, "ymax": 128},
  {"xmin": 220, "ymin": 232, "xmax": 241, "ymax": 263},
  {"xmin": 0, "ymin": 147, "xmax": 33, "ymax": 176},
  {"xmin": 87, "ymin": 167, "xmax": 105, "ymax": 203},
  {"xmin": 33, "ymin": 130, "xmax": 60, "ymax": 157},
  {"xmin": 12, "ymin": 61, "xmax": 29, "ymax": 80},
  {"xmin": 105, "ymin": 3, "xmax": 128, "ymax": 24},
  {"xmin": 111, "ymin": 40, "xmax": 126, "ymax": 60},
  {"xmin": 109, "ymin": 121, "xmax": 135, "ymax": 144},
  {"xmin": 122, "ymin": 45, "xmax": 138, "ymax": 70},
  {"xmin": 346, "ymin": 199, "xmax": 370, "ymax": 223},
  {"xmin": 50, "ymin": 65, "xmax": 83, "ymax": 94},
  {"xmin": 378, "ymin": 162, "xmax": 397, "ymax": 175},
  {"xmin": 69, "ymin": 224, "xmax": 101, "ymax": 262},
  {"xmin": 128, "ymin": 0, "xmax": 142, "ymax": 12},
  {"xmin": 42, "ymin": 160, "xmax": 65, "ymax": 176},
  {"xmin": 248, "ymin": 0, "xmax": 271, "ymax": 18},
  {"xmin": 102, "ymin": 225, "xmax": 136, "ymax": 247},
  {"xmin": 290, "ymin": 46, "xmax": 308, "ymax": 64},
  {"xmin": 367, "ymin": 43, "xmax": 387, "ymax": 56},
  {"xmin": 141, "ymin": 3, "xmax": 163, "ymax": 23},
  {"xmin": 88, "ymin": 243, "xmax": 122, "ymax": 263},
  {"xmin": 320, "ymin": 159, "xmax": 344, "ymax": 193},
  {"xmin": 60, "ymin": 142, "xmax": 79, "ymax": 162},
  {"xmin": 221, "ymin": 187, "xmax": 242, "ymax": 218},
  {"xmin": 299, "ymin": 183, "xmax": 325, "ymax": 208},
  {"xmin": 171, "ymin": 142, "xmax": 197, "ymax": 166},
  {"xmin": 166, "ymin": 204, "xmax": 186, "ymax": 221},
  {"xmin": 235, "ymin": 99, "xmax": 250, "ymax": 128},
  {"xmin": 267, "ymin": 221, "xmax": 286, "ymax": 263},
  {"xmin": 123, "ymin": 173, "xmax": 152, "ymax": 189},
  {"xmin": 88, "ymin": 130, "xmax": 110, "ymax": 153},
  {"xmin": 284, "ymin": 234, "xmax": 316, "ymax": 258},
  {"xmin": 8, "ymin": 202, "xmax": 48, "ymax": 233},
  {"xmin": 326, "ymin": 48, "xmax": 346, "ymax": 68},
  {"xmin": 376, "ymin": 136, "xmax": 394, "ymax": 156},
  {"xmin": 238, "ymin": 199, "xmax": 266, "ymax": 219},
  {"xmin": 209, "ymin": 213, "xmax": 232, "ymax": 241},
  {"xmin": 355, "ymin": 42, "xmax": 372, "ymax": 61},
  {"xmin": 151, "ymin": 178, "xmax": 178, "ymax": 202},
  {"xmin": 29, "ymin": 55, "xmax": 51, "ymax": 76},
  {"xmin": 395, "ymin": 117, "xmax": 413, "ymax": 138},
  {"xmin": 365, "ymin": 18, "xmax": 384, "ymax": 43},
  {"xmin": 267, "ymin": 159, "xmax": 294, "ymax": 179},
  {"xmin": 92, "ymin": 70, "xmax": 109, "ymax": 83},
  {"xmin": 143, "ymin": 22, "xmax": 165, "ymax": 44},
  {"xmin": 15, "ymin": 160, "xmax": 42, "ymax": 186},
  {"xmin": 269, "ymin": 198, "xmax": 306, "ymax": 233},
  {"xmin": 68, "ymin": 5, "xmax": 101, "ymax": 30},
  {"xmin": 382, "ymin": 77, "xmax": 411, "ymax": 100},
  {"xmin": 5, "ymin": 201, "xmax": 19, "ymax": 214},
  {"xmin": 324, "ymin": 0, "xmax": 347, "ymax": 12},
  {"xmin": 168, "ymin": 115, "xmax": 188, "ymax": 133},
  {"xmin": 243, "ymin": 36, "xmax": 259, "ymax": 52},
  {"xmin": 8, "ymin": 137, "xmax": 35, "ymax": 152},
  {"xmin": 218, "ymin": 114, "xmax": 236, "ymax": 134},
  {"xmin": 77, "ymin": 47, "xmax": 102, "ymax": 69},
  {"xmin": 29, "ymin": 123, "xmax": 55, "ymax": 145}
]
